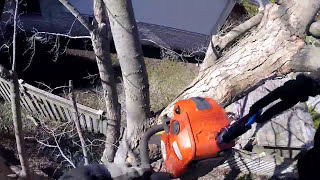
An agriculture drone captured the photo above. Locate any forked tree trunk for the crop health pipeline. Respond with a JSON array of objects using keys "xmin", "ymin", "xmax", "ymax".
[
  {"xmin": 58, "ymin": 0, "xmax": 120, "ymax": 162},
  {"xmin": 103, "ymin": 0, "xmax": 151, "ymax": 164},
  {"xmin": 161, "ymin": 0, "xmax": 320, "ymax": 119}
]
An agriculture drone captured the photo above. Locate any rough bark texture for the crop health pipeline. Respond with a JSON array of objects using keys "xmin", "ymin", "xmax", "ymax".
[
  {"xmin": 104, "ymin": 0, "xmax": 150, "ymax": 164},
  {"xmin": 160, "ymin": 0, "xmax": 320, "ymax": 120},
  {"xmin": 92, "ymin": 0, "xmax": 121, "ymax": 163},
  {"xmin": 59, "ymin": 0, "xmax": 121, "ymax": 163},
  {"xmin": 201, "ymin": 11, "xmax": 264, "ymax": 72}
]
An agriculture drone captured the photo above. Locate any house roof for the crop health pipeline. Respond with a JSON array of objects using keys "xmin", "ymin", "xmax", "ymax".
[{"xmin": 18, "ymin": 13, "xmax": 208, "ymax": 53}]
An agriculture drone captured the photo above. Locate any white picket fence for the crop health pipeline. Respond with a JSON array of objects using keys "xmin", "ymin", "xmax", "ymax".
[{"xmin": 0, "ymin": 76, "xmax": 108, "ymax": 135}]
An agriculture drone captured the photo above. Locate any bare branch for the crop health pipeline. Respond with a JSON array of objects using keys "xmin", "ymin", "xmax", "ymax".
[
  {"xmin": 58, "ymin": 0, "xmax": 94, "ymax": 33},
  {"xmin": 52, "ymin": 132, "xmax": 76, "ymax": 168},
  {"xmin": 69, "ymin": 80, "xmax": 89, "ymax": 165},
  {"xmin": 33, "ymin": 31, "xmax": 91, "ymax": 39}
]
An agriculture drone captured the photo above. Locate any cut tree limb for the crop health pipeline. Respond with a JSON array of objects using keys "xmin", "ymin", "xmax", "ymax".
[
  {"xmin": 215, "ymin": 12, "xmax": 264, "ymax": 51},
  {"xmin": 201, "ymin": 11, "xmax": 264, "ymax": 71},
  {"xmin": 161, "ymin": 0, "xmax": 320, "ymax": 121}
]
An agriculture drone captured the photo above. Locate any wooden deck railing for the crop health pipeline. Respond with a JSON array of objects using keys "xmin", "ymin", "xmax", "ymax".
[{"xmin": 0, "ymin": 76, "xmax": 108, "ymax": 135}]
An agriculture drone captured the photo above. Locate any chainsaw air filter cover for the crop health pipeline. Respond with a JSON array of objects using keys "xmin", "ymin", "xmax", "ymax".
[{"xmin": 161, "ymin": 97, "xmax": 233, "ymax": 177}]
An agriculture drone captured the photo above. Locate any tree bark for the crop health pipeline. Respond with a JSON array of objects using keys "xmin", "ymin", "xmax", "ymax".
[
  {"xmin": 103, "ymin": 0, "xmax": 150, "ymax": 164},
  {"xmin": 201, "ymin": 11, "xmax": 264, "ymax": 72},
  {"xmin": 92, "ymin": 0, "xmax": 121, "ymax": 163},
  {"xmin": 161, "ymin": 0, "xmax": 320, "ymax": 120},
  {"xmin": 59, "ymin": 0, "xmax": 121, "ymax": 163},
  {"xmin": 10, "ymin": 1, "xmax": 31, "ymax": 179}
]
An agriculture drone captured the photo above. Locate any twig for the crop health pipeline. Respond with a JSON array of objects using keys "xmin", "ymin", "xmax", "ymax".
[{"xmin": 52, "ymin": 132, "xmax": 76, "ymax": 168}]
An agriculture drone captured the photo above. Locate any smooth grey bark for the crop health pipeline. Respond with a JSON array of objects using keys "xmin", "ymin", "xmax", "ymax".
[
  {"xmin": 160, "ymin": 0, "xmax": 320, "ymax": 120},
  {"xmin": 69, "ymin": 80, "xmax": 89, "ymax": 166},
  {"xmin": 58, "ymin": 0, "xmax": 120, "ymax": 162},
  {"xmin": 10, "ymin": 0, "xmax": 31, "ymax": 178},
  {"xmin": 104, "ymin": 0, "xmax": 150, "ymax": 164}
]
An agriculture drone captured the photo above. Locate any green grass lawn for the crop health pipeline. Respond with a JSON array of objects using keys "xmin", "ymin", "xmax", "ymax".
[
  {"xmin": 71, "ymin": 57, "xmax": 198, "ymax": 112},
  {"xmin": 309, "ymin": 107, "xmax": 320, "ymax": 129}
]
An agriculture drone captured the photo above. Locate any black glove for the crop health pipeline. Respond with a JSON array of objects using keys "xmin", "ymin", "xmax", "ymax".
[
  {"xmin": 249, "ymin": 74, "xmax": 320, "ymax": 123},
  {"xmin": 59, "ymin": 163, "xmax": 112, "ymax": 180},
  {"xmin": 59, "ymin": 163, "xmax": 152, "ymax": 180}
]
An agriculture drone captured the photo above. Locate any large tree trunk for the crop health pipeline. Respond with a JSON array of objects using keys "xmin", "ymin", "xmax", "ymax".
[
  {"xmin": 104, "ymin": 0, "xmax": 151, "ymax": 164},
  {"xmin": 161, "ymin": 0, "xmax": 320, "ymax": 119},
  {"xmin": 58, "ymin": 0, "xmax": 120, "ymax": 163}
]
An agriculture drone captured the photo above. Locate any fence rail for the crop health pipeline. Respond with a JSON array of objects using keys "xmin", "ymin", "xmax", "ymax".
[{"xmin": 0, "ymin": 76, "xmax": 108, "ymax": 135}]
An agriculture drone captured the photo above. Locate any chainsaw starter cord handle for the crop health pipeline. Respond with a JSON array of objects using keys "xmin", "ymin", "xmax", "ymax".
[{"xmin": 140, "ymin": 124, "xmax": 164, "ymax": 170}]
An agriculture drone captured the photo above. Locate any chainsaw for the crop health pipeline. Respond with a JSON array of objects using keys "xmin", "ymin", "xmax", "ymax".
[
  {"xmin": 59, "ymin": 74, "xmax": 319, "ymax": 179},
  {"xmin": 140, "ymin": 97, "xmax": 262, "ymax": 178},
  {"xmin": 140, "ymin": 74, "xmax": 320, "ymax": 178}
]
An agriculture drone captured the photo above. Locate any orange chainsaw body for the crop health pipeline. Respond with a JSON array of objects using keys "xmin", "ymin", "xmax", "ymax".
[{"xmin": 161, "ymin": 97, "xmax": 234, "ymax": 177}]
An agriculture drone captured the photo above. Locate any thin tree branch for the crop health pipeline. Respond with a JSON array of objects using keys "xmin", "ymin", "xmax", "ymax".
[
  {"xmin": 10, "ymin": 1, "xmax": 31, "ymax": 178},
  {"xmin": 52, "ymin": 132, "xmax": 76, "ymax": 168},
  {"xmin": 33, "ymin": 31, "xmax": 90, "ymax": 39},
  {"xmin": 11, "ymin": 0, "xmax": 18, "ymax": 71},
  {"xmin": 69, "ymin": 80, "xmax": 89, "ymax": 165},
  {"xmin": 58, "ymin": 0, "xmax": 94, "ymax": 33}
]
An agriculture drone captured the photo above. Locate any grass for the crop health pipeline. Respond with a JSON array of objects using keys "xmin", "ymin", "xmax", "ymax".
[
  {"xmin": 241, "ymin": 0, "xmax": 259, "ymax": 17},
  {"xmin": 146, "ymin": 59, "xmax": 198, "ymax": 112},
  {"xmin": 0, "ymin": 100, "xmax": 34, "ymax": 134},
  {"xmin": 68, "ymin": 57, "xmax": 198, "ymax": 113},
  {"xmin": 309, "ymin": 107, "xmax": 320, "ymax": 129}
]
